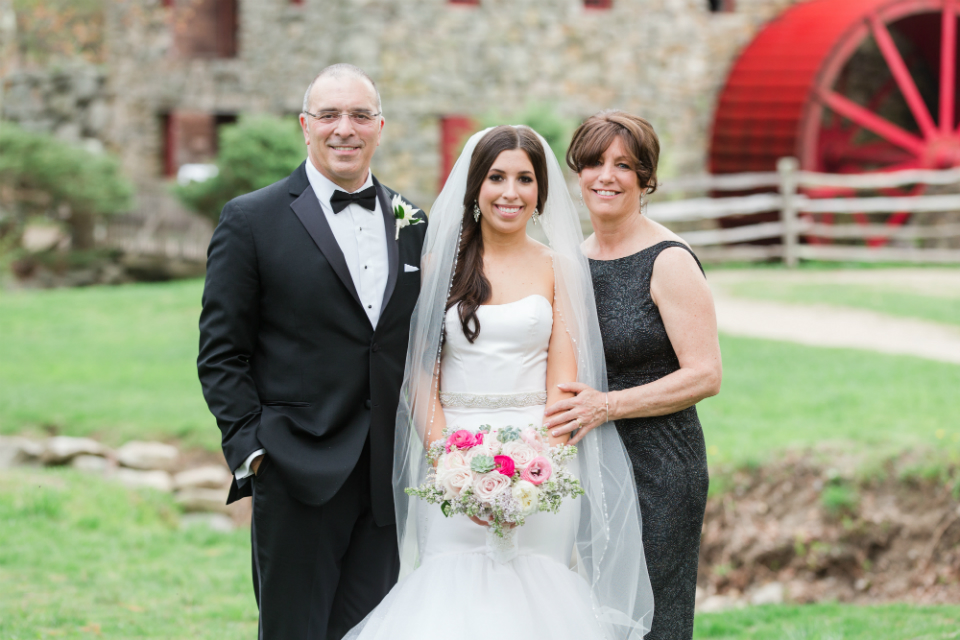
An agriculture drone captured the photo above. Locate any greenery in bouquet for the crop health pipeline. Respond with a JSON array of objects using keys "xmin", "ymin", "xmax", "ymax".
[{"xmin": 406, "ymin": 423, "xmax": 584, "ymax": 538}]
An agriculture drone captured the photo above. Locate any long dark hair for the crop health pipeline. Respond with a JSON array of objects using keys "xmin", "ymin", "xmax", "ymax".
[{"xmin": 446, "ymin": 126, "xmax": 549, "ymax": 343}]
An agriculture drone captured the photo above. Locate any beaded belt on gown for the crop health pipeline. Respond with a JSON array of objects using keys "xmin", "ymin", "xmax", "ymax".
[{"xmin": 439, "ymin": 390, "xmax": 548, "ymax": 409}]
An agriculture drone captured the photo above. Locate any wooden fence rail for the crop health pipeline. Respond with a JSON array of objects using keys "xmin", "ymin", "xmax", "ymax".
[{"xmin": 647, "ymin": 158, "xmax": 960, "ymax": 266}]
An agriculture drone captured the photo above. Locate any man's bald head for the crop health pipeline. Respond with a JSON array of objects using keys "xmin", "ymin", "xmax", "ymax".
[{"xmin": 302, "ymin": 64, "xmax": 382, "ymax": 114}]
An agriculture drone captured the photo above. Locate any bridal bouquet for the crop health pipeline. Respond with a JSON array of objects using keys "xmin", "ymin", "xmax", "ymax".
[{"xmin": 406, "ymin": 424, "xmax": 584, "ymax": 538}]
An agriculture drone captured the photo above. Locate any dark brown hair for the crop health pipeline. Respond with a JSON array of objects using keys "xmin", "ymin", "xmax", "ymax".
[
  {"xmin": 566, "ymin": 110, "xmax": 660, "ymax": 196},
  {"xmin": 446, "ymin": 125, "xmax": 549, "ymax": 343}
]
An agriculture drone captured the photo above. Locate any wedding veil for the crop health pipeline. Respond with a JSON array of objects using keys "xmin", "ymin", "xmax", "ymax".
[{"xmin": 392, "ymin": 127, "xmax": 654, "ymax": 639}]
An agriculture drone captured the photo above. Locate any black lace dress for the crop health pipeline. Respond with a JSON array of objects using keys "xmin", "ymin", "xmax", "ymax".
[{"xmin": 589, "ymin": 241, "xmax": 710, "ymax": 640}]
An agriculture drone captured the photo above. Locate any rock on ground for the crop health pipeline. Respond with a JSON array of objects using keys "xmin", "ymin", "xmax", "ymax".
[
  {"xmin": 173, "ymin": 465, "xmax": 231, "ymax": 490},
  {"xmin": 71, "ymin": 454, "xmax": 110, "ymax": 473},
  {"xmin": 113, "ymin": 468, "xmax": 174, "ymax": 492},
  {"xmin": 176, "ymin": 487, "xmax": 230, "ymax": 513},
  {"xmin": 116, "ymin": 441, "xmax": 179, "ymax": 471},
  {"xmin": 749, "ymin": 582, "xmax": 785, "ymax": 605},
  {"xmin": 42, "ymin": 436, "xmax": 107, "ymax": 465},
  {"xmin": 0, "ymin": 436, "xmax": 44, "ymax": 468}
]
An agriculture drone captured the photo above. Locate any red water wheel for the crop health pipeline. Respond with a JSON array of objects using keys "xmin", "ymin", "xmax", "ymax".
[{"xmin": 709, "ymin": 0, "xmax": 960, "ymax": 246}]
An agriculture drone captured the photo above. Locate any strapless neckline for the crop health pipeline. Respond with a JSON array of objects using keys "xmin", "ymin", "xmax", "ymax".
[{"xmin": 479, "ymin": 293, "xmax": 551, "ymax": 309}]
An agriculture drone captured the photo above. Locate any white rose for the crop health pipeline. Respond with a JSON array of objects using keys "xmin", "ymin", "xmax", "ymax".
[
  {"xmin": 512, "ymin": 480, "xmax": 540, "ymax": 516},
  {"xmin": 472, "ymin": 472, "xmax": 511, "ymax": 503},
  {"xmin": 465, "ymin": 445, "xmax": 494, "ymax": 463},
  {"xmin": 444, "ymin": 450, "xmax": 468, "ymax": 471},
  {"xmin": 449, "ymin": 468, "xmax": 473, "ymax": 494},
  {"xmin": 436, "ymin": 465, "xmax": 473, "ymax": 499},
  {"xmin": 501, "ymin": 441, "xmax": 537, "ymax": 466}
]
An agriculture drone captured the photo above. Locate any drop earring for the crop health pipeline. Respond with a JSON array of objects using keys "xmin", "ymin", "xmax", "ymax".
[
  {"xmin": 473, "ymin": 201, "xmax": 481, "ymax": 223},
  {"xmin": 532, "ymin": 208, "xmax": 540, "ymax": 225},
  {"xmin": 639, "ymin": 194, "xmax": 646, "ymax": 215},
  {"xmin": 578, "ymin": 190, "xmax": 584, "ymax": 206}
]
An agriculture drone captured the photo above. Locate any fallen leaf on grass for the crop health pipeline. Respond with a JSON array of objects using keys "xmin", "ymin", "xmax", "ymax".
[
  {"xmin": 120, "ymin": 603, "xmax": 144, "ymax": 612},
  {"xmin": 80, "ymin": 623, "xmax": 102, "ymax": 634}
]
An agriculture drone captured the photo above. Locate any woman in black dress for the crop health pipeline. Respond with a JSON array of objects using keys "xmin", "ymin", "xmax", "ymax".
[{"xmin": 544, "ymin": 111, "xmax": 722, "ymax": 640}]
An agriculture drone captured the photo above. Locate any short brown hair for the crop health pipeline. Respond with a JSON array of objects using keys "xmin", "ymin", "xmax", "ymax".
[{"xmin": 566, "ymin": 110, "xmax": 660, "ymax": 195}]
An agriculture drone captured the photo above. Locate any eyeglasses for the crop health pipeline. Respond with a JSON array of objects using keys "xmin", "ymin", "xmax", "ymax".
[{"xmin": 303, "ymin": 110, "xmax": 382, "ymax": 126}]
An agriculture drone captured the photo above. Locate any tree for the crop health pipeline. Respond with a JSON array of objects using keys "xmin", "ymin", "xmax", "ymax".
[
  {"xmin": 0, "ymin": 122, "xmax": 133, "ymax": 249},
  {"xmin": 175, "ymin": 115, "xmax": 305, "ymax": 222}
]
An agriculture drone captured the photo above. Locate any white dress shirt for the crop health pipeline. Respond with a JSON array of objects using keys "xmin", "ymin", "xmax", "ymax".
[{"xmin": 235, "ymin": 158, "xmax": 391, "ymax": 480}]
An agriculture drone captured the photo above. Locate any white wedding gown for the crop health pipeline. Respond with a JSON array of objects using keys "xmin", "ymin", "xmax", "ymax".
[{"xmin": 344, "ymin": 294, "xmax": 609, "ymax": 640}]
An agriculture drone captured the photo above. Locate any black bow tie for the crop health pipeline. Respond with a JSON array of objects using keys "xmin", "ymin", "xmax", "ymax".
[{"xmin": 330, "ymin": 186, "xmax": 377, "ymax": 214}]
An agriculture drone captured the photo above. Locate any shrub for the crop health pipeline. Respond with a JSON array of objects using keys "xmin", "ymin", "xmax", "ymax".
[
  {"xmin": 175, "ymin": 115, "xmax": 305, "ymax": 222},
  {"xmin": 481, "ymin": 102, "xmax": 577, "ymax": 165},
  {"xmin": 0, "ymin": 122, "xmax": 133, "ymax": 249}
]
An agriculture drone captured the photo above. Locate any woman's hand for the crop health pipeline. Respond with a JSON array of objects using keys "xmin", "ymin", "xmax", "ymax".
[
  {"xmin": 469, "ymin": 516, "xmax": 514, "ymax": 530},
  {"xmin": 543, "ymin": 382, "xmax": 610, "ymax": 445}
]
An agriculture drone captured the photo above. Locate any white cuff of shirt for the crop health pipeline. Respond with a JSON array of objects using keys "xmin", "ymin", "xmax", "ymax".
[{"xmin": 235, "ymin": 448, "xmax": 265, "ymax": 480}]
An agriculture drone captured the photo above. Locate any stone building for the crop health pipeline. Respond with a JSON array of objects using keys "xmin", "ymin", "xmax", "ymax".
[{"xmin": 4, "ymin": 0, "xmax": 803, "ymax": 209}]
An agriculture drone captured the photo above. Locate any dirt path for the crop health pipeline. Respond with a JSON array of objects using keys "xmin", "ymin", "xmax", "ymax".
[{"xmin": 707, "ymin": 269, "xmax": 960, "ymax": 365}]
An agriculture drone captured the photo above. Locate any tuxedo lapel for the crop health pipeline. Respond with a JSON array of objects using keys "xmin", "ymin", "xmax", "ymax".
[
  {"xmin": 289, "ymin": 178, "xmax": 363, "ymax": 310},
  {"xmin": 374, "ymin": 175, "xmax": 399, "ymax": 314}
]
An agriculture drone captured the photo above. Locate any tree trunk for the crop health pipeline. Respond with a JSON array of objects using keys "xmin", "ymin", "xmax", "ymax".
[{"xmin": 69, "ymin": 210, "xmax": 96, "ymax": 250}]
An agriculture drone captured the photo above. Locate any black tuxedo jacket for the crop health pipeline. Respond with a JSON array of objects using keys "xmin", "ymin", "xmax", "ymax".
[{"xmin": 198, "ymin": 161, "xmax": 427, "ymax": 526}]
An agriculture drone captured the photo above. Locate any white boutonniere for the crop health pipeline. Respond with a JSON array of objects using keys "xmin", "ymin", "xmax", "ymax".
[{"xmin": 392, "ymin": 194, "xmax": 423, "ymax": 240}]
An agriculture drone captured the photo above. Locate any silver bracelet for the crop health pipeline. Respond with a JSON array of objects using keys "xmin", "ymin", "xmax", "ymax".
[{"xmin": 604, "ymin": 392, "xmax": 610, "ymax": 423}]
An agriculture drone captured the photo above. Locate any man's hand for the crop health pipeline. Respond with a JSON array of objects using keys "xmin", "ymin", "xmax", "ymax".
[{"xmin": 251, "ymin": 454, "xmax": 265, "ymax": 476}]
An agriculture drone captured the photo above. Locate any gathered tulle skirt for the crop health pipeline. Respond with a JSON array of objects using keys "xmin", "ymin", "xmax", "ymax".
[
  {"xmin": 341, "ymin": 547, "xmax": 609, "ymax": 640},
  {"xmin": 343, "ymin": 405, "xmax": 610, "ymax": 640}
]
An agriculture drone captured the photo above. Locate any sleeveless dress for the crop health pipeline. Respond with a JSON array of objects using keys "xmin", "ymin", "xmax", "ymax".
[
  {"xmin": 589, "ymin": 241, "xmax": 710, "ymax": 640},
  {"xmin": 344, "ymin": 294, "xmax": 609, "ymax": 640}
]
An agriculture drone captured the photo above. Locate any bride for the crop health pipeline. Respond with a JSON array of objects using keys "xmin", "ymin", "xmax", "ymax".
[{"xmin": 344, "ymin": 126, "xmax": 654, "ymax": 639}]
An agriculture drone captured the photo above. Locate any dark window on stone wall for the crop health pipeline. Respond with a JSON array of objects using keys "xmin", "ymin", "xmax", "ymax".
[
  {"xmin": 172, "ymin": 0, "xmax": 238, "ymax": 58},
  {"xmin": 584, "ymin": 0, "xmax": 613, "ymax": 8},
  {"xmin": 161, "ymin": 111, "xmax": 237, "ymax": 177},
  {"xmin": 708, "ymin": 0, "xmax": 735, "ymax": 11},
  {"xmin": 439, "ymin": 116, "xmax": 476, "ymax": 190}
]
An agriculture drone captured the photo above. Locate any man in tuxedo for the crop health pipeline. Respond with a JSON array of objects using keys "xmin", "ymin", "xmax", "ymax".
[{"xmin": 198, "ymin": 63, "xmax": 427, "ymax": 639}]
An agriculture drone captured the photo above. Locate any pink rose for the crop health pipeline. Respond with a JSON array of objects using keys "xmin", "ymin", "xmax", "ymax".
[
  {"xmin": 473, "ymin": 472, "xmax": 511, "ymax": 502},
  {"xmin": 475, "ymin": 432, "xmax": 484, "ymax": 446},
  {"xmin": 521, "ymin": 456, "xmax": 552, "ymax": 486},
  {"xmin": 501, "ymin": 442, "xmax": 537, "ymax": 466},
  {"xmin": 446, "ymin": 429, "xmax": 478, "ymax": 453},
  {"xmin": 493, "ymin": 455, "xmax": 515, "ymax": 477},
  {"xmin": 521, "ymin": 427, "xmax": 545, "ymax": 451}
]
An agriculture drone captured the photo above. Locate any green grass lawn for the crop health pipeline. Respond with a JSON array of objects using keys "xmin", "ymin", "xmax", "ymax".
[
  {"xmin": 1, "ymin": 279, "xmax": 959, "ymax": 464},
  {"xmin": 0, "ymin": 468, "xmax": 255, "ymax": 639},
  {"xmin": 694, "ymin": 603, "xmax": 960, "ymax": 639},
  {"xmin": 2, "ymin": 466, "xmax": 958, "ymax": 638},
  {"xmin": 720, "ymin": 280, "xmax": 960, "ymax": 327},
  {"xmin": 698, "ymin": 335, "xmax": 960, "ymax": 466},
  {"xmin": 0, "ymin": 280, "xmax": 217, "ymax": 449}
]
